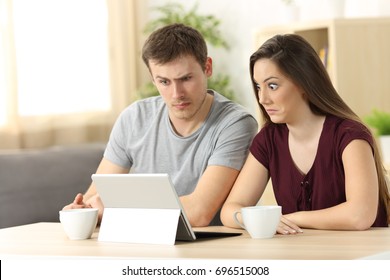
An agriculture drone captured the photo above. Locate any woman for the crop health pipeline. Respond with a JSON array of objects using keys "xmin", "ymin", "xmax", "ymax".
[{"xmin": 221, "ymin": 34, "xmax": 390, "ymax": 234}]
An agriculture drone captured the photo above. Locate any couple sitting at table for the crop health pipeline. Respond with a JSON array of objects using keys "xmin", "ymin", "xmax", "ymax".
[{"xmin": 64, "ymin": 24, "xmax": 390, "ymax": 233}]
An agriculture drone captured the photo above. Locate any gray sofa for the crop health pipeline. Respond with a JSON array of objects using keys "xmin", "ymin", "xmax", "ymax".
[{"xmin": 0, "ymin": 143, "xmax": 105, "ymax": 229}]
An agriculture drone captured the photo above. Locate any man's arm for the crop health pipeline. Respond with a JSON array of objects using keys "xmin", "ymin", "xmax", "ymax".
[
  {"xmin": 83, "ymin": 158, "xmax": 129, "ymax": 200},
  {"xmin": 180, "ymin": 165, "xmax": 240, "ymax": 227},
  {"xmin": 180, "ymin": 110, "xmax": 257, "ymax": 227},
  {"xmin": 63, "ymin": 157, "xmax": 129, "ymax": 223}
]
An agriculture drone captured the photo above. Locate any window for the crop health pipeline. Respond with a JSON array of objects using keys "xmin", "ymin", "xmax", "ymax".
[
  {"xmin": 1, "ymin": 0, "xmax": 111, "ymax": 120},
  {"xmin": 0, "ymin": 1, "xmax": 9, "ymax": 125}
]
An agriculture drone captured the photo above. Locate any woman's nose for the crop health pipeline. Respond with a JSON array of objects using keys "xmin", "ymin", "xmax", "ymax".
[{"xmin": 258, "ymin": 89, "xmax": 269, "ymax": 105}]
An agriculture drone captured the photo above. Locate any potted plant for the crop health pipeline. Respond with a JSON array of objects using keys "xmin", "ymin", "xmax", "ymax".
[
  {"xmin": 365, "ymin": 109, "xmax": 390, "ymax": 163},
  {"xmin": 137, "ymin": 2, "xmax": 235, "ymax": 101}
]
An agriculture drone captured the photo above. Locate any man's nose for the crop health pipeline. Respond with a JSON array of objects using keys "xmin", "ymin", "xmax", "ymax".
[{"xmin": 172, "ymin": 82, "xmax": 184, "ymax": 99}]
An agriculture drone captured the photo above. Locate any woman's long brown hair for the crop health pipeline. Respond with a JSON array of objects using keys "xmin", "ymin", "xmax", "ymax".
[{"xmin": 250, "ymin": 34, "xmax": 390, "ymax": 223}]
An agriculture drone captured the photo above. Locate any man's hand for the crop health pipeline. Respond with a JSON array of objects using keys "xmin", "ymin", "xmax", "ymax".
[
  {"xmin": 63, "ymin": 193, "xmax": 104, "ymax": 224},
  {"xmin": 63, "ymin": 193, "xmax": 87, "ymax": 209}
]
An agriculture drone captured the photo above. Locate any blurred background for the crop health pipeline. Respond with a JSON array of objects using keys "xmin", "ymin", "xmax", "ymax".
[{"xmin": 1, "ymin": 0, "xmax": 389, "ymax": 149}]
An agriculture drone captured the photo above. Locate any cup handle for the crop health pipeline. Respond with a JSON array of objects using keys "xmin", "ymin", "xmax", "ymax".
[{"xmin": 233, "ymin": 211, "xmax": 245, "ymax": 229}]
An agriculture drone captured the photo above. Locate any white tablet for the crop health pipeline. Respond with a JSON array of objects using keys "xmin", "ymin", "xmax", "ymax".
[{"xmin": 92, "ymin": 173, "xmax": 241, "ymax": 242}]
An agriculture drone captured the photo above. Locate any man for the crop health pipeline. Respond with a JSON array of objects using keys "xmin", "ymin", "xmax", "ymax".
[{"xmin": 64, "ymin": 23, "xmax": 258, "ymax": 226}]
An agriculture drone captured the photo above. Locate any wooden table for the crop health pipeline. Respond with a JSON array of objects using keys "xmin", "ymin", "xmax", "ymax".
[{"xmin": 1, "ymin": 222, "xmax": 390, "ymax": 260}]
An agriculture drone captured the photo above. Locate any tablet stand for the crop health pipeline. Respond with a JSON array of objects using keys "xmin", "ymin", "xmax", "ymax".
[{"xmin": 98, "ymin": 208, "xmax": 181, "ymax": 245}]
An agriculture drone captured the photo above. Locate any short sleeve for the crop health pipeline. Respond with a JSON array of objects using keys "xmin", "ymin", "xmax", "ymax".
[
  {"xmin": 207, "ymin": 114, "xmax": 258, "ymax": 170},
  {"xmin": 249, "ymin": 125, "xmax": 272, "ymax": 170},
  {"xmin": 336, "ymin": 120, "xmax": 374, "ymax": 157}
]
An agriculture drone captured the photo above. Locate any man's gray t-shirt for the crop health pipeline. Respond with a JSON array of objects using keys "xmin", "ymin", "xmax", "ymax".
[{"xmin": 104, "ymin": 91, "xmax": 258, "ymax": 223}]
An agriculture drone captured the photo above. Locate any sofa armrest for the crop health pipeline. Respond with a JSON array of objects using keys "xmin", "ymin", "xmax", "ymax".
[{"xmin": 0, "ymin": 143, "xmax": 105, "ymax": 228}]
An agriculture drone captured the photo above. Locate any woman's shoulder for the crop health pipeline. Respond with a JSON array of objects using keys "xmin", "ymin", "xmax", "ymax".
[
  {"xmin": 259, "ymin": 122, "xmax": 287, "ymax": 134},
  {"xmin": 253, "ymin": 123, "xmax": 287, "ymax": 144},
  {"xmin": 325, "ymin": 115, "xmax": 370, "ymax": 134},
  {"xmin": 324, "ymin": 114, "xmax": 373, "ymax": 146}
]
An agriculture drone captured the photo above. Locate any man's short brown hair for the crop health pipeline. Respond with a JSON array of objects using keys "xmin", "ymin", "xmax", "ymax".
[{"xmin": 142, "ymin": 23, "xmax": 208, "ymax": 71}]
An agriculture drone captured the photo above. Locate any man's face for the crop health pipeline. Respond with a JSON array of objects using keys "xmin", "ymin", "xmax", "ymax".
[{"xmin": 149, "ymin": 55, "xmax": 212, "ymax": 121}]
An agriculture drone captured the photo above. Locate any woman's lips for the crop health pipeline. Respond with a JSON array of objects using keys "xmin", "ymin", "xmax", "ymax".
[{"xmin": 266, "ymin": 109, "xmax": 277, "ymax": 115}]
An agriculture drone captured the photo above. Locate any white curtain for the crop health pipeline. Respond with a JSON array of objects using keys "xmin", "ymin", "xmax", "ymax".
[{"xmin": 0, "ymin": 0, "xmax": 148, "ymax": 149}]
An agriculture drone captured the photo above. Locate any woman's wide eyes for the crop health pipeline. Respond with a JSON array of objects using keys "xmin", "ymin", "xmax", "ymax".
[
  {"xmin": 255, "ymin": 83, "xmax": 279, "ymax": 91},
  {"xmin": 255, "ymin": 82, "xmax": 278, "ymax": 91},
  {"xmin": 269, "ymin": 83, "xmax": 278, "ymax": 90}
]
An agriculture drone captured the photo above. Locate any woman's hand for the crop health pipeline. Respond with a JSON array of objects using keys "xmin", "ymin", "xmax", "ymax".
[{"xmin": 277, "ymin": 215, "xmax": 303, "ymax": 235}]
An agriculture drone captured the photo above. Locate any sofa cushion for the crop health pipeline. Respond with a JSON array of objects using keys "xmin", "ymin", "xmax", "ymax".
[{"xmin": 0, "ymin": 143, "xmax": 105, "ymax": 228}]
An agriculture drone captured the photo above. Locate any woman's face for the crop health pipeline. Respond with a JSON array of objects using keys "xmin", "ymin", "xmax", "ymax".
[{"xmin": 253, "ymin": 58, "xmax": 307, "ymax": 124}]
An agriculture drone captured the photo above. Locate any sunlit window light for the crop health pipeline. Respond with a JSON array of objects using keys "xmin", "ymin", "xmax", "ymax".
[
  {"xmin": 0, "ymin": 2, "xmax": 8, "ymax": 125},
  {"xmin": 0, "ymin": 41, "xmax": 6, "ymax": 125},
  {"xmin": 12, "ymin": 0, "xmax": 111, "ymax": 116}
]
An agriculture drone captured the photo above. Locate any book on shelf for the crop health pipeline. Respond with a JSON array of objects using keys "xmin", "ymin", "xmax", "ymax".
[
  {"xmin": 318, "ymin": 45, "xmax": 332, "ymax": 76},
  {"xmin": 318, "ymin": 45, "xmax": 328, "ymax": 68}
]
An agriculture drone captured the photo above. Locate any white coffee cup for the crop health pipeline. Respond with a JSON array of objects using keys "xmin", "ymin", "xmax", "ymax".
[
  {"xmin": 233, "ymin": 205, "xmax": 281, "ymax": 239},
  {"xmin": 59, "ymin": 208, "xmax": 98, "ymax": 240}
]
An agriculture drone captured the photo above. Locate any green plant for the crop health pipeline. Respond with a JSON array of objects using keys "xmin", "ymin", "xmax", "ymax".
[
  {"xmin": 143, "ymin": 2, "xmax": 229, "ymax": 49},
  {"xmin": 364, "ymin": 109, "xmax": 390, "ymax": 136},
  {"xmin": 137, "ymin": 2, "xmax": 235, "ymax": 101}
]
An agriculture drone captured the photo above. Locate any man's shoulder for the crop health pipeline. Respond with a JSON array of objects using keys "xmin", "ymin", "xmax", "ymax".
[
  {"xmin": 208, "ymin": 91, "xmax": 258, "ymax": 133},
  {"xmin": 122, "ymin": 96, "xmax": 165, "ymax": 114},
  {"xmin": 133, "ymin": 95, "xmax": 164, "ymax": 107},
  {"xmin": 211, "ymin": 91, "xmax": 254, "ymax": 117},
  {"xmin": 115, "ymin": 96, "xmax": 166, "ymax": 129},
  {"xmin": 210, "ymin": 91, "xmax": 250, "ymax": 112}
]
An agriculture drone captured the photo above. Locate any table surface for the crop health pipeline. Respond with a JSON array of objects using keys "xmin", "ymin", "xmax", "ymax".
[{"xmin": 1, "ymin": 222, "xmax": 390, "ymax": 260}]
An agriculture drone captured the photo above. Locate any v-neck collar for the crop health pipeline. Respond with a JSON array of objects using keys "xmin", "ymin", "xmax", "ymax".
[{"xmin": 287, "ymin": 115, "xmax": 328, "ymax": 179}]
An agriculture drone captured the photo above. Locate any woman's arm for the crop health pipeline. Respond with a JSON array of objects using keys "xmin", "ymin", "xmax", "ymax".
[
  {"xmin": 220, "ymin": 153, "xmax": 269, "ymax": 228},
  {"xmin": 284, "ymin": 139, "xmax": 379, "ymax": 230}
]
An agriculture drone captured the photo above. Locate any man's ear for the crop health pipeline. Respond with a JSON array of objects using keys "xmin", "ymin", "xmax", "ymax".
[{"xmin": 205, "ymin": 57, "xmax": 213, "ymax": 77}]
